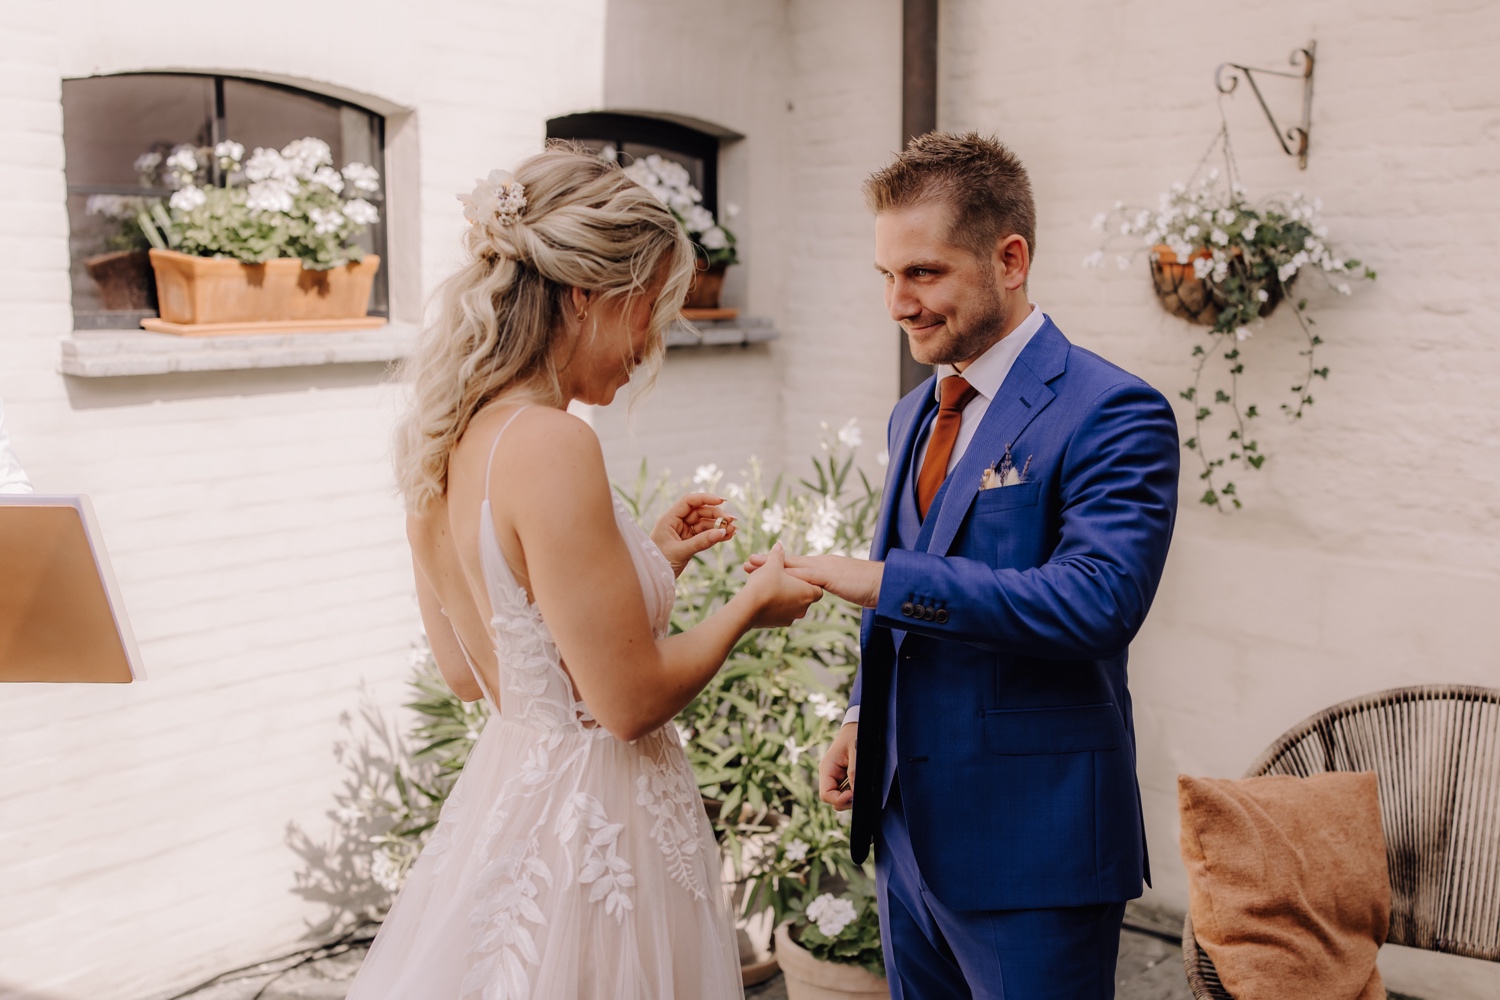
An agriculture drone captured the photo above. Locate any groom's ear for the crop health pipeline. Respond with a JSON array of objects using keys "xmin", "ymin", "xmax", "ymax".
[{"xmin": 993, "ymin": 233, "xmax": 1031, "ymax": 292}]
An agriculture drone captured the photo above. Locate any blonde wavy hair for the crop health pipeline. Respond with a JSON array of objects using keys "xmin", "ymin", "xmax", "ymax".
[{"xmin": 394, "ymin": 147, "xmax": 695, "ymax": 511}]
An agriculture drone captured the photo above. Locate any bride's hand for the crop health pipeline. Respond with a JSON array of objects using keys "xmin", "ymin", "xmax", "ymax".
[
  {"xmin": 742, "ymin": 543, "xmax": 824, "ymax": 629},
  {"xmin": 651, "ymin": 491, "xmax": 737, "ymax": 577}
]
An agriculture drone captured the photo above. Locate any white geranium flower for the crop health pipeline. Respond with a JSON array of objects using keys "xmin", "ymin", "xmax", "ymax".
[
  {"xmin": 281, "ymin": 137, "xmax": 332, "ymax": 179},
  {"xmin": 1278, "ymin": 261, "xmax": 1298, "ymax": 282},
  {"xmin": 683, "ymin": 205, "xmax": 716, "ymax": 235},
  {"xmin": 1210, "ymin": 229, "xmax": 1229, "ymax": 246},
  {"xmin": 698, "ymin": 226, "xmax": 729, "ymax": 250},
  {"xmin": 1256, "ymin": 288, "xmax": 1270, "ymax": 303},
  {"xmin": 244, "ymin": 147, "xmax": 291, "ymax": 183},
  {"xmin": 342, "ymin": 162, "xmax": 381, "ymax": 193},
  {"xmin": 169, "ymin": 186, "xmax": 207, "ymax": 212},
  {"xmin": 837, "ymin": 418, "xmax": 862, "ymax": 449},
  {"xmin": 1192, "ymin": 256, "xmax": 1215, "ymax": 280},
  {"xmin": 214, "ymin": 140, "xmax": 244, "ymax": 162},
  {"xmin": 693, "ymin": 463, "xmax": 721, "ymax": 487},
  {"xmin": 783, "ymin": 838, "xmax": 810, "ymax": 863},
  {"xmin": 134, "ymin": 151, "xmax": 163, "ymax": 175},
  {"xmin": 1216, "ymin": 208, "xmax": 1237, "ymax": 226},
  {"xmin": 1211, "ymin": 260, "xmax": 1229, "ymax": 283},
  {"xmin": 311, "ymin": 166, "xmax": 345, "ymax": 194},
  {"xmin": 343, "ymin": 198, "xmax": 380, "ymax": 226},
  {"xmin": 806, "ymin": 894, "xmax": 858, "ymax": 937},
  {"xmin": 309, "ymin": 206, "xmax": 345, "ymax": 235},
  {"xmin": 246, "ymin": 178, "xmax": 296, "ymax": 214},
  {"xmin": 1184, "ymin": 224, "xmax": 1201, "ymax": 241},
  {"xmin": 165, "ymin": 146, "xmax": 198, "ymax": 174}
]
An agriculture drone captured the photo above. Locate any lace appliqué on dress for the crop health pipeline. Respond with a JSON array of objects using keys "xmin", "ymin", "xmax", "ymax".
[{"xmin": 636, "ymin": 731, "xmax": 708, "ymax": 901}]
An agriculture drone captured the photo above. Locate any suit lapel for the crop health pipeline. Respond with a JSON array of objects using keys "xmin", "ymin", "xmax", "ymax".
[{"xmin": 923, "ymin": 321, "xmax": 1070, "ymax": 557}]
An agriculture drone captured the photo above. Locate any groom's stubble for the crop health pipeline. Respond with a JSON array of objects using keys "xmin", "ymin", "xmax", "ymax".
[{"xmin": 909, "ymin": 264, "xmax": 1010, "ymax": 370}]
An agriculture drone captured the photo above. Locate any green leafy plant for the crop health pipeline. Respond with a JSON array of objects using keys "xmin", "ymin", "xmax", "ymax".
[
  {"xmin": 135, "ymin": 137, "xmax": 382, "ymax": 270},
  {"xmin": 785, "ymin": 873, "xmax": 885, "ymax": 977},
  {"xmin": 1087, "ymin": 137, "xmax": 1375, "ymax": 512},
  {"xmin": 305, "ymin": 423, "xmax": 884, "ymax": 965}
]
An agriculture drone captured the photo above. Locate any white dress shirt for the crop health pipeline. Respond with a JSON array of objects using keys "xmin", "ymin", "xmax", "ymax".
[
  {"xmin": 844, "ymin": 304, "xmax": 1046, "ymax": 726},
  {"xmin": 0, "ymin": 397, "xmax": 34, "ymax": 494}
]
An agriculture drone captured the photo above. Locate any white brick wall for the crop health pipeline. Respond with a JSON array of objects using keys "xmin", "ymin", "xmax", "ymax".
[
  {"xmin": 941, "ymin": 1, "xmax": 1500, "ymax": 994},
  {"xmin": 0, "ymin": 3, "xmax": 607, "ymax": 997}
]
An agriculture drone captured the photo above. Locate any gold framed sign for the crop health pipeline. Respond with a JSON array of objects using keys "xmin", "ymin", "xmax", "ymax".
[{"xmin": 0, "ymin": 495, "xmax": 144, "ymax": 683}]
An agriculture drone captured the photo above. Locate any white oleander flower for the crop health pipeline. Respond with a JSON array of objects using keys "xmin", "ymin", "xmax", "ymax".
[
  {"xmin": 808, "ymin": 692, "xmax": 843, "ymax": 721},
  {"xmin": 311, "ymin": 166, "xmax": 345, "ymax": 194},
  {"xmin": 1243, "ymin": 221, "xmax": 1258, "ymax": 241},
  {"xmin": 169, "ymin": 186, "xmax": 207, "ymax": 212},
  {"xmin": 760, "ymin": 503, "xmax": 787, "ymax": 535},
  {"xmin": 806, "ymin": 894, "xmax": 857, "ymax": 937},
  {"xmin": 805, "ymin": 496, "xmax": 842, "ymax": 554},
  {"xmin": 783, "ymin": 737, "xmax": 808, "ymax": 765},
  {"xmin": 693, "ymin": 463, "xmax": 721, "ymax": 487},
  {"xmin": 837, "ymin": 418, "xmax": 862, "ymax": 449},
  {"xmin": 342, "ymin": 162, "xmax": 381, "ymax": 193},
  {"xmin": 309, "ymin": 206, "xmax": 345, "ymax": 235},
  {"xmin": 783, "ymin": 838, "xmax": 810, "ymax": 863},
  {"xmin": 698, "ymin": 226, "xmax": 729, "ymax": 250},
  {"xmin": 724, "ymin": 481, "xmax": 747, "ymax": 504},
  {"xmin": 343, "ymin": 198, "xmax": 380, "ymax": 226}
]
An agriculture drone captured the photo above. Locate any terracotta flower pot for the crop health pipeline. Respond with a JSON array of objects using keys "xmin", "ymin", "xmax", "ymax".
[
  {"xmin": 774, "ymin": 923, "xmax": 889, "ymax": 1000},
  {"xmin": 684, "ymin": 260, "xmax": 728, "ymax": 310},
  {"xmin": 85, "ymin": 249, "xmax": 157, "ymax": 311},
  {"xmin": 142, "ymin": 248, "xmax": 383, "ymax": 336}
]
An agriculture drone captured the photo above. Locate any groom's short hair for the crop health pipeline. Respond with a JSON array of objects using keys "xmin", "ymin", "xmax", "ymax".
[{"xmin": 864, "ymin": 132, "xmax": 1036, "ymax": 263}]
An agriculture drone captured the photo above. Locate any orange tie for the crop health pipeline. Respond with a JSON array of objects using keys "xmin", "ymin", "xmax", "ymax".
[{"xmin": 917, "ymin": 376, "xmax": 979, "ymax": 519}]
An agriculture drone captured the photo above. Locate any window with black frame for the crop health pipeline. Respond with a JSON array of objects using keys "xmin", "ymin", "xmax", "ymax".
[
  {"xmin": 61, "ymin": 73, "xmax": 388, "ymax": 329},
  {"xmin": 547, "ymin": 112, "xmax": 726, "ymax": 214}
]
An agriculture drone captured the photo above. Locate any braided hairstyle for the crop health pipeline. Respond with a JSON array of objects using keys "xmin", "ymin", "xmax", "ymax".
[{"xmin": 394, "ymin": 146, "xmax": 694, "ymax": 511}]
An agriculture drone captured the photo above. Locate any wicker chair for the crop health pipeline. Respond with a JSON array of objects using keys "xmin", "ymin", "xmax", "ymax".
[{"xmin": 1182, "ymin": 685, "xmax": 1500, "ymax": 999}]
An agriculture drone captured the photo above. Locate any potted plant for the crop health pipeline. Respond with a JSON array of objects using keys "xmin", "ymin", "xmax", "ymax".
[
  {"xmin": 1087, "ymin": 162, "xmax": 1375, "ymax": 512},
  {"xmin": 622, "ymin": 153, "xmax": 739, "ymax": 315},
  {"xmin": 775, "ymin": 875, "xmax": 888, "ymax": 1000},
  {"xmin": 84, "ymin": 191, "xmax": 160, "ymax": 311},
  {"xmin": 135, "ymin": 138, "xmax": 385, "ymax": 335}
]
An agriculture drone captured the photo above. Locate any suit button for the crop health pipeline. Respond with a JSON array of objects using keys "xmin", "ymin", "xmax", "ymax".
[
  {"xmin": 935, "ymin": 609, "xmax": 949, "ymax": 624},
  {"xmin": 923, "ymin": 606, "xmax": 936, "ymax": 621},
  {"xmin": 901, "ymin": 602, "xmax": 914, "ymax": 617}
]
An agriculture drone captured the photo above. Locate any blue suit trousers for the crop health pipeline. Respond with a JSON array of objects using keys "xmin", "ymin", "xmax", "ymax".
[{"xmin": 876, "ymin": 779, "xmax": 1127, "ymax": 1000}]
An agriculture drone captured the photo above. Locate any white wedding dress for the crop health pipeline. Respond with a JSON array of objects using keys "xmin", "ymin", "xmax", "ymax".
[{"xmin": 348, "ymin": 409, "xmax": 743, "ymax": 999}]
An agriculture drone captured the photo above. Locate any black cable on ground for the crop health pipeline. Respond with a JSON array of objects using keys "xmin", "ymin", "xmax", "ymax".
[{"xmin": 156, "ymin": 925, "xmax": 378, "ymax": 1000}]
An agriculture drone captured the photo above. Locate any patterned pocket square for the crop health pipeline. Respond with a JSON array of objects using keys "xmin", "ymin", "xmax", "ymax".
[{"xmin": 980, "ymin": 445, "xmax": 1032, "ymax": 491}]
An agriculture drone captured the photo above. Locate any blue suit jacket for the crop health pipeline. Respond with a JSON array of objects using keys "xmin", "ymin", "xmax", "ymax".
[{"xmin": 848, "ymin": 317, "xmax": 1179, "ymax": 912}]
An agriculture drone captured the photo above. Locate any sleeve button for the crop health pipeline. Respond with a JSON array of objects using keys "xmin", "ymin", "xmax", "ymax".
[
  {"xmin": 901, "ymin": 602, "xmax": 914, "ymax": 617},
  {"xmin": 935, "ymin": 609, "xmax": 949, "ymax": 624},
  {"xmin": 923, "ymin": 606, "xmax": 936, "ymax": 621}
]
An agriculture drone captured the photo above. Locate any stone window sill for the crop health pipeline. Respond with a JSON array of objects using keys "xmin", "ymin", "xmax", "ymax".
[{"xmin": 60, "ymin": 317, "xmax": 776, "ymax": 378}]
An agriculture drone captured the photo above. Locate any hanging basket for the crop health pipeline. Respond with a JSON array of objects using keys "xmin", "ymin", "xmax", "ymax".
[{"xmin": 1149, "ymin": 245, "xmax": 1287, "ymax": 328}]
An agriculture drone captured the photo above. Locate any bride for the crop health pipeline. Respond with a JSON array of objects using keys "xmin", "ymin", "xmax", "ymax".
[{"xmin": 346, "ymin": 149, "xmax": 822, "ymax": 999}]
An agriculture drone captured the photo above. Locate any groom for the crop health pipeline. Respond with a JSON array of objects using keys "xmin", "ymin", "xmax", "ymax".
[{"xmin": 760, "ymin": 134, "xmax": 1179, "ymax": 998}]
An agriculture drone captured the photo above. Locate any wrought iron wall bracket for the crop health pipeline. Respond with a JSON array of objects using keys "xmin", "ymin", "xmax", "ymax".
[{"xmin": 1216, "ymin": 41, "xmax": 1316, "ymax": 169}]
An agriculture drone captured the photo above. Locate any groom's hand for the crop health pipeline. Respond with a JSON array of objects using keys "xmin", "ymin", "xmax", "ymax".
[
  {"xmin": 742, "ymin": 552, "xmax": 883, "ymax": 609},
  {"xmin": 819, "ymin": 722, "xmax": 858, "ymax": 811}
]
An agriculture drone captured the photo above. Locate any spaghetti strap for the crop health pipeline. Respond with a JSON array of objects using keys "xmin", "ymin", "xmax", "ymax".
[{"xmin": 482, "ymin": 405, "xmax": 529, "ymax": 508}]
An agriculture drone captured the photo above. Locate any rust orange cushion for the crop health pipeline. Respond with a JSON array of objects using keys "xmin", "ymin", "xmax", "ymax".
[{"xmin": 1178, "ymin": 772, "xmax": 1391, "ymax": 1000}]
